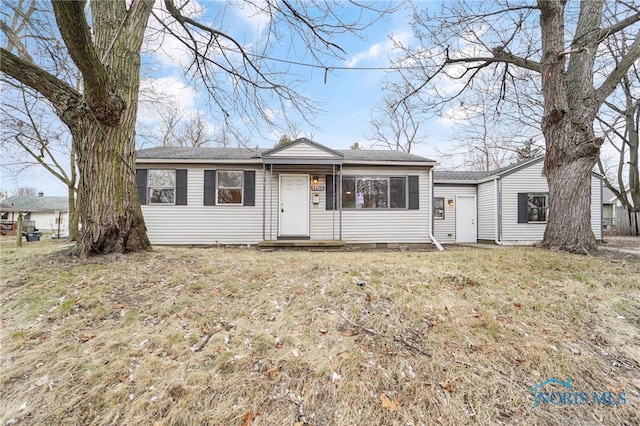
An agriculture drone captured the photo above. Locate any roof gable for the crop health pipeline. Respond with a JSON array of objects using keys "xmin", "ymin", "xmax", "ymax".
[{"xmin": 261, "ymin": 138, "xmax": 343, "ymax": 164}]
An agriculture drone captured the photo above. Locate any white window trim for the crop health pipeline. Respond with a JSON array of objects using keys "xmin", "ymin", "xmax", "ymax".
[
  {"xmin": 147, "ymin": 169, "xmax": 176, "ymax": 205},
  {"xmin": 216, "ymin": 170, "xmax": 244, "ymax": 205}
]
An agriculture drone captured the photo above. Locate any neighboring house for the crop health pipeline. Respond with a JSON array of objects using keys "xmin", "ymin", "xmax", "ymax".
[
  {"xmin": 602, "ymin": 186, "xmax": 617, "ymax": 229},
  {"xmin": 136, "ymin": 138, "xmax": 438, "ymax": 246},
  {"xmin": 1, "ymin": 195, "xmax": 69, "ymax": 235},
  {"xmin": 433, "ymin": 156, "xmax": 603, "ymax": 245}
]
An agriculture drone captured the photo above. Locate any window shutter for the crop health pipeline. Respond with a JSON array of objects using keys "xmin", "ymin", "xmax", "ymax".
[
  {"xmin": 136, "ymin": 169, "xmax": 147, "ymax": 205},
  {"xmin": 243, "ymin": 170, "xmax": 256, "ymax": 206},
  {"xmin": 326, "ymin": 174, "xmax": 334, "ymax": 210},
  {"xmin": 408, "ymin": 176, "xmax": 419, "ymax": 210},
  {"xmin": 175, "ymin": 169, "xmax": 188, "ymax": 205},
  {"xmin": 204, "ymin": 170, "xmax": 216, "ymax": 206},
  {"xmin": 517, "ymin": 192, "xmax": 529, "ymax": 223}
]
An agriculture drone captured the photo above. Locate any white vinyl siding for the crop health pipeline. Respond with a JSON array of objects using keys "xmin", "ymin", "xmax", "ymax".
[
  {"xmin": 433, "ymin": 185, "xmax": 477, "ymax": 244},
  {"xmin": 477, "ymin": 181, "xmax": 496, "ymax": 241},
  {"xmin": 500, "ymin": 161, "xmax": 549, "ymax": 243},
  {"xmin": 142, "ymin": 167, "xmax": 263, "ymax": 245},
  {"xmin": 272, "ymin": 143, "xmax": 335, "ymax": 157},
  {"xmin": 337, "ymin": 167, "xmax": 430, "ymax": 243},
  {"xmin": 591, "ymin": 175, "xmax": 602, "ymax": 240},
  {"xmin": 263, "ymin": 166, "xmax": 431, "ymax": 243}
]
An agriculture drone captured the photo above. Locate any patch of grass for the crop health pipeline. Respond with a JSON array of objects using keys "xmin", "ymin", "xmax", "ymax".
[{"xmin": 1, "ymin": 242, "xmax": 639, "ymax": 425}]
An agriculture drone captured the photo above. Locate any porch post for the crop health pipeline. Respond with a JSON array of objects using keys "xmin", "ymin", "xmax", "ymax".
[
  {"xmin": 269, "ymin": 166, "xmax": 274, "ymax": 241},
  {"xmin": 339, "ymin": 165, "xmax": 342, "ymax": 241},
  {"xmin": 262, "ymin": 164, "xmax": 266, "ymax": 241}
]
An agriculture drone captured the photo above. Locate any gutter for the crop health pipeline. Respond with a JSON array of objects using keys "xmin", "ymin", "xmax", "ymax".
[{"xmin": 429, "ymin": 168, "xmax": 445, "ymax": 251}]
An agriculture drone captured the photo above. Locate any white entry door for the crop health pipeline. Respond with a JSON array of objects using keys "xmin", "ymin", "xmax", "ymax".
[
  {"xmin": 456, "ymin": 195, "xmax": 477, "ymax": 243},
  {"xmin": 279, "ymin": 175, "xmax": 309, "ymax": 237}
]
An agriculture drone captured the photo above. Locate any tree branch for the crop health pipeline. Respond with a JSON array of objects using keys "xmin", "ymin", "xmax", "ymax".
[
  {"xmin": 595, "ymin": 31, "xmax": 640, "ymax": 106},
  {"xmin": 445, "ymin": 52, "xmax": 542, "ymax": 74},
  {"xmin": 0, "ymin": 48, "xmax": 82, "ymax": 127},
  {"xmin": 598, "ymin": 12, "xmax": 640, "ymax": 42},
  {"xmin": 51, "ymin": 0, "xmax": 110, "ymax": 106}
]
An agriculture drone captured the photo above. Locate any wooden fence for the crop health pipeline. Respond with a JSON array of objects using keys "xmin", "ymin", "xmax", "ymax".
[{"xmin": 615, "ymin": 206, "xmax": 640, "ymax": 236}]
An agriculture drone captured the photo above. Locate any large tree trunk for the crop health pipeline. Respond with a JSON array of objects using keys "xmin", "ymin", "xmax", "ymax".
[
  {"xmin": 66, "ymin": 0, "xmax": 152, "ymax": 255},
  {"xmin": 538, "ymin": 0, "xmax": 603, "ymax": 253}
]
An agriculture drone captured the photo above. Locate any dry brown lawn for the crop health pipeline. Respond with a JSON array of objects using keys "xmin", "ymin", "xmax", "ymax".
[{"xmin": 1, "ymin": 240, "xmax": 639, "ymax": 425}]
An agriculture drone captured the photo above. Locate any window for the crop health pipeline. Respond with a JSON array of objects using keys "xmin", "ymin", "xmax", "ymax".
[
  {"xmin": 148, "ymin": 169, "xmax": 175, "ymax": 204},
  {"xmin": 528, "ymin": 193, "xmax": 548, "ymax": 222},
  {"xmin": 433, "ymin": 197, "xmax": 445, "ymax": 219},
  {"xmin": 217, "ymin": 171, "xmax": 244, "ymax": 204},
  {"xmin": 341, "ymin": 176, "xmax": 407, "ymax": 209}
]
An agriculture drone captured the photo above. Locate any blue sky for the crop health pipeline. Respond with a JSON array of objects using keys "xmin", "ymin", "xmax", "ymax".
[{"xmin": 3, "ymin": 1, "xmax": 456, "ymax": 197}]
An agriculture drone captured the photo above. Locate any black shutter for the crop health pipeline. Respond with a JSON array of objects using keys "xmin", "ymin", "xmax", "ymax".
[
  {"xmin": 136, "ymin": 169, "xmax": 147, "ymax": 205},
  {"xmin": 204, "ymin": 170, "xmax": 216, "ymax": 206},
  {"xmin": 518, "ymin": 193, "xmax": 529, "ymax": 223},
  {"xmin": 408, "ymin": 175, "xmax": 419, "ymax": 210},
  {"xmin": 175, "ymin": 169, "xmax": 187, "ymax": 205},
  {"xmin": 244, "ymin": 170, "xmax": 256, "ymax": 206},
  {"xmin": 326, "ymin": 174, "xmax": 334, "ymax": 210}
]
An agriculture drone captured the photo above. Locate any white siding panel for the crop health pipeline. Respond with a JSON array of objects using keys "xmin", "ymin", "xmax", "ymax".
[
  {"xmin": 339, "ymin": 168, "xmax": 431, "ymax": 243},
  {"xmin": 143, "ymin": 165, "xmax": 433, "ymax": 244},
  {"xmin": 591, "ymin": 175, "xmax": 602, "ymax": 240},
  {"xmin": 477, "ymin": 181, "xmax": 496, "ymax": 241},
  {"xmin": 433, "ymin": 185, "xmax": 477, "ymax": 244},
  {"xmin": 274, "ymin": 143, "xmax": 334, "ymax": 157},
  {"xmin": 500, "ymin": 161, "xmax": 548, "ymax": 243},
  {"xmin": 143, "ymin": 167, "xmax": 264, "ymax": 245},
  {"xmin": 501, "ymin": 162, "xmax": 602, "ymax": 243}
]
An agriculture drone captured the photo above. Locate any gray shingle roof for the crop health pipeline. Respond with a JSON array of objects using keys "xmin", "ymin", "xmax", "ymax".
[
  {"xmin": 434, "ymin": 156, "xmax": 545, "ymax": 183},
  {"xmin": 433, "ymin": 170, "xmax": 496, "ymax": 181},
  {"xmin": 339, "ymin": 149, "xmax": 434, "ymax": 162},
  {"xmin": 1, "ymin": 196, "xmax": 68, "ymax": 212},
  {"xmin": 137, "ymin": 146, "xmax": 261, "ymax": 160},
  {"xmin": 136, "ymin": 146, "xmax": 435, "ymax": 163}
]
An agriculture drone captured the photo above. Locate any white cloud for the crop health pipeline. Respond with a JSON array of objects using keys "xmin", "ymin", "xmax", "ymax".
[
  {"xmin": 137, "ymin": 76, "xmax": 200, "ymax": 124},
  {"xmin": 346, "ymin": 30, "xmax": 413, "ymax": 68}
]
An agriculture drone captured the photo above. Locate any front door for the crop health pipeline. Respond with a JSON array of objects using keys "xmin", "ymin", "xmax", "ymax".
[
  {"xmin": 279, "ymin": 175, "xmax": 309, "ymax": 237},
  {"xmin": 456, "ymin": 195, "xmax": 477, "ymax": 243}
]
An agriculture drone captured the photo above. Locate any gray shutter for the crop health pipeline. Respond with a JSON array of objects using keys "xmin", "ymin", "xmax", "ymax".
[
  {"xmin": 518, "ymin": 193, "xmax": 529, "ymax": 223},
  {"xmin": 408, "ymin": 176, "xmax": 419, "ymax": 210},
  {"xmin": 243, "ymin": 171, "xmax": 256, "ymax": 206},
  {"xmin": 326, "ymin": 174, "xmax": 334, "ymax": 210},
  {"xmin": 175, "ymin": 169, "xmax": 187, "ymax": 205},
  {"xmin": 204, "ymin": 170, "xmax": 216, "ymax": 206},
  {"xmin": 136, "ymin": 169, "xmax": 147, "ymax": 205}
]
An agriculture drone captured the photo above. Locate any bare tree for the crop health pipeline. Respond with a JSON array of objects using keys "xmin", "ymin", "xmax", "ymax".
[
  {"xmin": 12, "ymin": 186, "xmax": 39, "ymax": 196},
  {"xmin": 1, "ymin": 0, "xmax": 80, "ymax": 240},
  {"xmin": 391, "ymin": 0, "xmax": 640, "ymax": 253},
  {"xmin": 595, "ymin": 3, "xmax": 640, "ymax": 213},
  {"xmin": 1, "ymin": 0, "xmax": 394, "ymax": 255},
  {"xmin": 0, "ymin": 83, "xmax": 80, "ymax": 240},
  {"xmin": 367, "ymin": 93, "xmax": 426, "ymax": 153}
]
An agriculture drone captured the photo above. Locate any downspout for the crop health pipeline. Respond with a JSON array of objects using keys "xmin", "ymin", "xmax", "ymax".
[
  {"xmin": 429, "ymin": 168, "xmax": 445, "ymax": 251},
  {"xmin": 494, "ymin": 177, "xmax": 503, "ymax": 245}
]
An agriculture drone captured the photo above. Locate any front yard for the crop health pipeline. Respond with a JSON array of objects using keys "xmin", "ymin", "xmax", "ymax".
[{"xmin": 1, "ymin": 240, "xmax": 639, "ymax": 425}]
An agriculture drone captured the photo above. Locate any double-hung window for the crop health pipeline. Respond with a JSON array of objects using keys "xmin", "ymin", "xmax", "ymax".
[
  {"xmin": 148, "ymin": 169, "xmax": 176, "ymax": 204},
  {"xmin": 518, "ymin": 192, "xmax": 548, "ymax": 223},
  {"xmin": 527, "ymin": 193, "xmax": 548, "ymax": 222},
  {"xmin": 341, "ymin": 176, "xmax": 407, "ymax": 209},
  {"xmin": 217, "ymin": 171, "xmax": 244, "ymax": 204}
]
